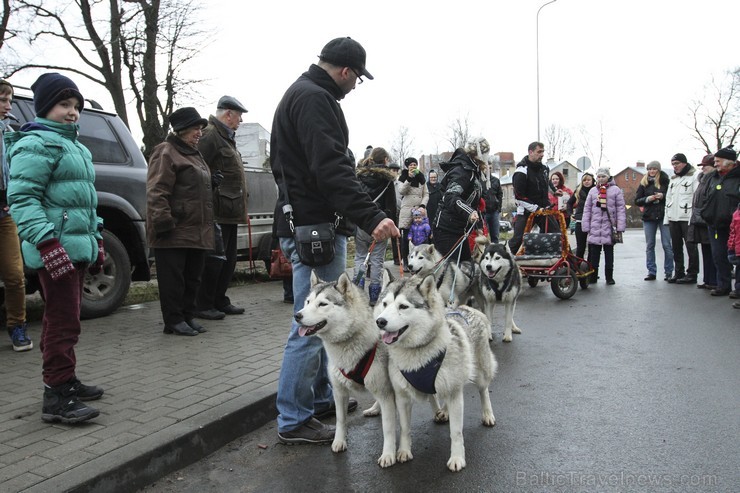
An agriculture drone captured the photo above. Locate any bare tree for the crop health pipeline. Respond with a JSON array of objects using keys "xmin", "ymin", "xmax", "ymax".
[
  {"xmin": 688, "ymin": 68, "xmax": 740, "ymax": 153},
  {"xmin": 578, "ymin": 121, "xmax": 606, "ymax": 169},
  {"xmin": 0, "ymin": 0, "xmax": 12, "ymax": 51},
  {"xmin": 2, "ymin": 0, "xmax": 206, "ymax": 156},
  {"xmin": 390, "ymin": 125, "xmax": 414, "ymax": 166},
  {"xmin": 445, "ymin": 114, "xmax": 472, "ymax": 151},
  {"xmin": 543, "ymin": 123, "xmax": 575, "ymax": 162}
]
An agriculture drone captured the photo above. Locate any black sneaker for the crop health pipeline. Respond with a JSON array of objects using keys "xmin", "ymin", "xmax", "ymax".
[
  {"xmin": 42, "ymin": 383, "xmax": 100, "ymax": 424},
  {"xmin": 313, "ymin": 397, "xmax": 359, "ymax": 420},
  {"xmin": 69, "ymin": 377, "xmax": 104, "ymax": 401},
  {"xmin": 278, "ymin": 417, "xmax": 335, "ymax": 445}
]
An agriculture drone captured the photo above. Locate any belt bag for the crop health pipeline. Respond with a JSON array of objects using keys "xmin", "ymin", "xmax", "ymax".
[{"xmin": 293, "ymin": 223, "xmax": 336, "ymax": 266}]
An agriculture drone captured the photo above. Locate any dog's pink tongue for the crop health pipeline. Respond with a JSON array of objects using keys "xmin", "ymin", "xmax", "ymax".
[
  {"xmin": 298, "ymin": 326, "xmax": 310, "ymax": 337},
  {"xmin": 382, "ymin": 331, "xmax": 398, "ymax": 344}
]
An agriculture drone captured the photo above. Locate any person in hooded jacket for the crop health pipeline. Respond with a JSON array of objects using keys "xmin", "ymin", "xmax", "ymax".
[
  {"xmin": 687, "ymin": 154, "xmax": 717, "ymax": 290},
  {"xmin": 433, "ymin": 137, "xmax": 490, "ymax": 262},
  {"xmin": 699, "ymin": 146, "xmax": 740, "ymax": 297},
  {"xmin": 426, "ymin": 169, "xmax": 443, "ymax": 231},
  {"xmin": 397, "ymin": 156, "xmax": 428, "ymax": 270},
  {"xmin": 482, "ymin": 164, "xmax": 503, "ymax": 243},
  {"xmin": 635, "ymin": 161, "xmax": 674, "ymax": 281},
  {"xmin": 582, "ymin": 167, "xmax": 626, "ymax": 285},
  {"xmin": 6, "ymin": 73, "xmax": 104, "ymax": 424},
  {"xmin": 664, "ymin": 153, "xmax": 699, "ymax": 284},
  {"xmin": 353, "ymin": 147, "xmax": 397, "ymax": 304},
  {"xmin": 566, "ymin": 172, "xmax": 595, "ymax": 261}
]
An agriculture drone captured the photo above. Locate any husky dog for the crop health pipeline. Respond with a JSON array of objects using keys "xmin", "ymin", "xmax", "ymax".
[
  {"xmin": 475, "ymin": 238, "xmax": 523, "ymax": 343},
  {"xmin": 406, "ymin": 243, "xmax": 479, "ymax": 307},
  {"xmin": 375, "ymin": 271, "xmax": 497, "ymax": 472},
  {"xmin": 295, "ymin": 271, "xmax": 397, "ymax": 468}
]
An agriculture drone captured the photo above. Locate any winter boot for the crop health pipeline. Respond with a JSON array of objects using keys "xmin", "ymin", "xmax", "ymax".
[
  {"xmin": 368, "ymin": 284, "xmax": 382, "ymax": 307},
  {"xmin": 42, "ymin": 381, "xmax": 100, "ymax": 424},
  {"xmin": 606, "ymin": 269, "xmax": 615, "ymax": 285},
  {"xmin": 69, "ymin": 377, "xmax": 105, "ymax": 401}
]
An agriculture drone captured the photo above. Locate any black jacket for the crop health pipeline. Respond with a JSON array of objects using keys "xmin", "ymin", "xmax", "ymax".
[
  {"xmin": 512, "ymin": 156, "xmax": 550, "ymax": 211},
  {"xmin": 566, "ymin": 184, "xmax": 594, "ymax": 221},
  {"xmin": 482, "ymin": 175, "xmax": 502, "ymax": 213},
  {"xmin": 433, "ymin": 148, "xmax": 482, "ymax": 234},
  {"xmin": 357, "ymin": 165, "xmax": 397, "ymax": 224},
  {"xmin": 426, "ymin": 181, "xmax": 443, "ymax": 225},
  {"xmin": 270, "ymin": 64, "xmax": 386, "ymax": 237},
  {"xmin": 699, "ymin": 165, "xmax": 740, "ymax": 229},
  {"xmin": 634, "ymin": 171, "xmax": 670, "ymax": 222}
]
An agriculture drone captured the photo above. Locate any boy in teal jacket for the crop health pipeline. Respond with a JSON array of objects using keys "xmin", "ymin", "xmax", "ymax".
[{"xmin": 5, "ymin": 73, "xmax": 105, "ymax": 424}]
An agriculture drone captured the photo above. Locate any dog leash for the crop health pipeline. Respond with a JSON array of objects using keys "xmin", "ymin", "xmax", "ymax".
[
  {"xmin": 396, "ymin": 237, "xmax": 404, "ymax": 278},
  {"xmin": 353, "ymin": 239, "xmax": 377, "ymax": 286},
  {"xmin": 445, "ymin": 222, "xmax": 477, "ymax": 306}
]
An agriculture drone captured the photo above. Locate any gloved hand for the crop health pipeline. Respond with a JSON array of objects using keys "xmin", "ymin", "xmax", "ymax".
[
  {"xmin": 211, "ymin": 170, "xmax": 224, "ymax": 188},
  {"xmin": 37, "ymin": 238, "xmax": 75, "ymax": 281},
  {"xmin": 88, "ymin": 239, "xmax": 105, "ymax": 275}
]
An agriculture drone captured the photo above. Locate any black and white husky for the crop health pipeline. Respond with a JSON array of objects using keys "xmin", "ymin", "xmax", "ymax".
[
  {"xmin": 406, "ymin": 243, "xmax": 480, "ymax": 307},
  {"xmin": 473, "ymin": 238, "xmax": 523, "ymax": 343},
  {"xmin": 375, "ymin": 271, "xmax": 497, "ymax": 472},
  {"xmin": 295, "ymin": 271, "xmax": 397, "ymax": 467}
]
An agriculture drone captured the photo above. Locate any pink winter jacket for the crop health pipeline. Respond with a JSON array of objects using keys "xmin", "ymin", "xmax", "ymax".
[
  {"xmin": 582, "ymin": 180, "xmax": 627, "ymax": 246},
  {"xmin": 729, "ymin": 206, "xmax": 740, "ymax": 253}
]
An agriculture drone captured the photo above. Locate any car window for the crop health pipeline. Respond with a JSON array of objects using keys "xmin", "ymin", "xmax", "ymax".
[{"xmin": 78, "ymin": 113, "xmax": 128, "ymax": 164}]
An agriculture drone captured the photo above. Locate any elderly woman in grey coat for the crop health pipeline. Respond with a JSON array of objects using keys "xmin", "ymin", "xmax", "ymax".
[{"xmin": 398, "ymin": 156, "xmax": 428, "ymax": 270}]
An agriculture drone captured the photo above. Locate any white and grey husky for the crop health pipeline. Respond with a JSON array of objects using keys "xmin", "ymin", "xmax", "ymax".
[
  {"xmin": 375, "ymin": 270, "xmax": 497, "ymax": 472},
  {"xmin": 473, "ymin": 238, "xmax": 523, "ymax": 343},
  {"xmin": 295, "ymin": 271, "xmax": 397, "ymax": 467},
  {"xmin": 406, "ymin": 243, "xmax": 479, "ymax": 307}
]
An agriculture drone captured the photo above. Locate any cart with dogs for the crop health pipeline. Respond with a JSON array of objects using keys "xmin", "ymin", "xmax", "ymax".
[{"xmin": 513, "ymin": 208, "xmax": 593, "ymax": 299}]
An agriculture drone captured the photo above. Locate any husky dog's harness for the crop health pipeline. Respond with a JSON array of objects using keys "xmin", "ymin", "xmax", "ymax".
[
  {"xmin": 340, "ymin": 342, "xmax": 378, "ymax": 386},
  {"xmin": 485, "ymin": 266, "xmax": 515, "ymax": 301},
  {"xmin": 401, "ymin": 349, "xmax": 446, "ymax": 394}
]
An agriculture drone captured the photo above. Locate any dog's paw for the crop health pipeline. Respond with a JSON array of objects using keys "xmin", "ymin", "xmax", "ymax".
[
  {"xmin": 482, "ymin": 413, "xmax": 496, "ymax": 427},
  {"xmin": 397, "ymin": 449, "xmax": 414, "ymax": 463},
  {"xmin": 447, "ymin": 455, "xmax": 466, "ymax": 472},
  {"xmin": 502, "ymin": 334, "xmax": 513, "ymax": 343},
  {"xmin": 377, "ymin": 453, "xmax": 396, "ymax": 468},
  {"xmin": 512, "ymin": 325, "xmax": 522, "ymax": 334},
  {"xmin": 331, "ymin": 439, "xmax": 347, "ymax": 453},
  {"xmin": 434, "ymin": 409, "xmax": 449, "ymax": 423},
  {"xmin": 363, "ymin": 401, "xmax": 381, "ymax": 417}
]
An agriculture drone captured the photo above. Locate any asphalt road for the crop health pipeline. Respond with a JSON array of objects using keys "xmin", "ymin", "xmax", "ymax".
[{"xmin": 141, "ymin": 230, "xmax": 739, "ymax": 493}]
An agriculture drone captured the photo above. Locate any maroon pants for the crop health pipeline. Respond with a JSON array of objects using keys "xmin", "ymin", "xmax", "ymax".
[{"xmin": 37, "ymin": 264, "xmax": 86, "ymax": 387}]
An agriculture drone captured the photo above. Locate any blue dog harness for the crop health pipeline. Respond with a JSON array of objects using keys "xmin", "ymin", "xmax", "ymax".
[{"xmin": 400, "ymin": 349, "xmax": 446, "ymax": 394}]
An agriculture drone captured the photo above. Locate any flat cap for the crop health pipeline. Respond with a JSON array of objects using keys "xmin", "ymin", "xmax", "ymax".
[{"xmin": 217, "ymin": 95, "xmax": 248, "ymax": 113}]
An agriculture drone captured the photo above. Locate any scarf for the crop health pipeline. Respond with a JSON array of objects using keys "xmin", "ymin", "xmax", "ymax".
[
  {"xmin": 598, "ymin": 182, "xmax": 609, "ymax": 209},
  {"xmin": 0, "ymin": 119, "xmax": 9, "ymax": 191}
]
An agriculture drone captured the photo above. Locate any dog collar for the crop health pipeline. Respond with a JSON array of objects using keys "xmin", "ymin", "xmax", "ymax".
[
  {"xmin": 401, "ymin": 349, "xmax": 446, "ymax": 394},
  {"xmin": 340, "ymin": 342, "xmax": 378, "ymax": 386},
  {"xmin": 486, "ymin": 267, "xmax": 514, "ymax": 301}
]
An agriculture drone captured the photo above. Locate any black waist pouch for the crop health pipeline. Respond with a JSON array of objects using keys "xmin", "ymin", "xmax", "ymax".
[{"xmin": 293, "ymin": 223, "xmax": 336, "ymax": 266}]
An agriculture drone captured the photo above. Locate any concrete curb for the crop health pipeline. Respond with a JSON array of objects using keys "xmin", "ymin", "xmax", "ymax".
[{"xmin": 25, "ymin": 384, "xmax": 278, "ymax": 493}]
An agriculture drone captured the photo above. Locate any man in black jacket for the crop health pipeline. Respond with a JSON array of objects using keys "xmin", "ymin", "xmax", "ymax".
[
  {"xmin": 508, "ymin": 141, "xmax": 552, "ymax": 253},
  {"xmin": 270, "ymin": 37, "xmax": 398, "ymax": 445}
]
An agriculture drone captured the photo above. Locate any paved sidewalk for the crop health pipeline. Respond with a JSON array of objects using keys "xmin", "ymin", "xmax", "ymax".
[{"xmin": 0, "ymin": 279, "xmax": 291, "ymax": 493}]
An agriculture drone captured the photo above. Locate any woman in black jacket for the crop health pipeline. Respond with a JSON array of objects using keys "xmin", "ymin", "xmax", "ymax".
[
  {"xmin": 426, "ymin": 169, "xmax": 443, "ymax": 231},
  {"xmin": 566, "ymin": 172, "xmax": 595, "ymax": 260},
  {"xmin": 634, "ymin": 161, "xmax": 674, "ymax": 281},
  {"xmin": 433, "ymin": 137, "xmax": 489, "ymax": 262}
]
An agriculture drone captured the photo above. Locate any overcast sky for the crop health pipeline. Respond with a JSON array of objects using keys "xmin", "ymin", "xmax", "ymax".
[{"xmin": 7, "ymin": 0, "xmax": 740, "ymax": 173}]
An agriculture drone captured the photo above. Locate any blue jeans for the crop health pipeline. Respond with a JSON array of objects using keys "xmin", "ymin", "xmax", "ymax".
[
  {"xmin": 485, "ymin": 211, "xmax": 500, "ymax": 243},
  {"xmin": 643, "ymin": 220, "xmax": 674, "ymax": 276},
  {"xmin": 354, "ymin": 227, "xmax": 386, "ymax": 288},
  {"xmin": 277, "ymin": 234, "xmax": 347, "ymax": 432}
]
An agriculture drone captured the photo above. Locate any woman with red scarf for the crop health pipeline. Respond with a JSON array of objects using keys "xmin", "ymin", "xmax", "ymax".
[{"xmin": 549, "ymin": 171, "xmax": 573, "ymax": 227}]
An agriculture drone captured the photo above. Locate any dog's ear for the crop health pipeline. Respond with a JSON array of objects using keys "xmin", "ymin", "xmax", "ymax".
[
  {"xmin": 382, "ymin": 268, "xmax": 394, "ymax": 290},
  {"xmin": 335, "ymin": 272, "xmax": 352, "ymax": 295},
  {"xmin": 310, "ymin": 270, "xmax": 321, "ymax": 287},
  {"xmin": 408, "ymin": 240, "xmax": 414, "ymax": 252},
  {"xmin": 418, "ymin": 274, "xmax": 437, "ymax": 298},
  {"xmin": 425, "ymin": 244, "xmax": 435, "ymax": 256},
  {"xmin": 472, "ymin": 235, "xmax": 488, "ymax": 262},
  {"xmin": 504, "ymin": 241, "xmax": 513, "ymax": 255}
]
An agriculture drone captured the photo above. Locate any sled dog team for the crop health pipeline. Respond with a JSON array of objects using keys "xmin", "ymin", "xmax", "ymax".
[{"xmin": 294, "ymin": 237, "xmax": 521, "ymax": 471}]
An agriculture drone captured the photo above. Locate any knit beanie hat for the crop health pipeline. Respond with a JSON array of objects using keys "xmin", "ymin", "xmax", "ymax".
[
  {"xmin": 464, "ymin": 136, "xmax": 491, "ymax": 163},
  {"xmin": 714, "ymin": 145, "xmax": 736, "ymax": 161},
  {"xmin": 31, "ymin": 73, "xmax": 84, "ymax": 117},
  {"xmin": 671, "ymin": 153, "xmax": 688, "ymax": 164},
  {"xmin": 596, "ymin": 167, "xmax": 610, "ymax": 178},
  {"xmin": 646, "ymin": 161, "xmax": 661, "ymax": 171}
]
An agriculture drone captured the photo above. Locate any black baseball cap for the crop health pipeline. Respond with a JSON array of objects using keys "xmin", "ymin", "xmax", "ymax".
[{"xmin": 319, "ymin": 37, "xmax": 374, "ymax": 80}]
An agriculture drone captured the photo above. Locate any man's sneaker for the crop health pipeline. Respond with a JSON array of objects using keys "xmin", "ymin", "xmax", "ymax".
[
  {"xmin": 10, "ymin": 323, "xmax": 33, "ymax": 352},
  {"xmin": 69, "ymin": 377, "xmax": 104, "ymax": 401},
  {"xmin": 313, "ymin": 397, "xmax": 359, "ymax": 420},
  {"xmin": 278, "ymin": 417, "xmax": 335, "ymax": 445},
  {"xmin": 41, "ymin": 382, "xmax": 100, "ymax": 424}
]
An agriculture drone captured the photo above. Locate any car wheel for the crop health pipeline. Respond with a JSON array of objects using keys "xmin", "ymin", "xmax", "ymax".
[{"xmin": 81, "ymin": 229, "xmax": 131, "ymax": 319}]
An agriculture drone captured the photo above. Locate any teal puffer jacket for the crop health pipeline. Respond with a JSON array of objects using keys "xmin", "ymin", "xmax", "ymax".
[{"xmin": 5, "ymin": 118, "xmax": 102, "ymax": 270}]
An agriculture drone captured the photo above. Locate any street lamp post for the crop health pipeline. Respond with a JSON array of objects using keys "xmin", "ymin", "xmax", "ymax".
[{"xmin": 536, "ymin": 0, "xmax": 558, "ymax": 141}]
